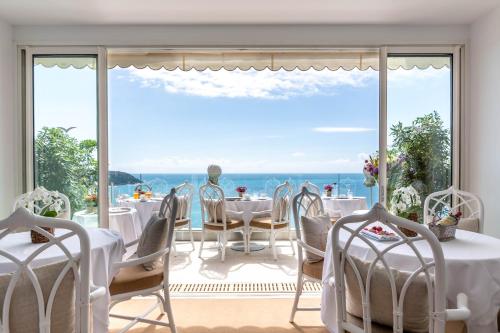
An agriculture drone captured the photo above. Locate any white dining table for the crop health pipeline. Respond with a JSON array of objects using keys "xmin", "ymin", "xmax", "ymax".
[
  {"xmin": 0, "ymin": 228, "xmax": 125, "ymax": 333},
  {"xmin": 225, "ymin": 197, "xmax": 273, "ymax": 251},
  {"xmin": 321, "ymin": 225, "xmax": 500, "ymax": 333},
  {"xmin": 117, "ymin": 197, "xmax": 163, "ymax": 229},
  {"xmin": 109, "ymin": 207, "xmax": 143, "ymax": 244},
  {"xmin": 321, "ymin": 196, "xmax": 368, "ymax": 218}
]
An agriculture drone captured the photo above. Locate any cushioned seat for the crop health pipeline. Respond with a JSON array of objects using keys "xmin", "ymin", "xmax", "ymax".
[
  {"xmin": 109, "ymin": 264, "xmax": 164, "ymax": 296},
  {"xmin": 175, "ymin": 218, "xmax": 189, "ymax": 228},
  {"xmin": 302, "ymin": 260, "xmax": 323, "ymax": 280},
  {"xmin": 205, "ymin": 219, "xmax": 244, "ymax": 231},
  {"xmin": 250, "ymin": 217, "xmax": 289, "ymax": 229}
]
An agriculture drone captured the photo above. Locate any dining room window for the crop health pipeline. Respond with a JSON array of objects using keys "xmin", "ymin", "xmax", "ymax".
[{"xmin": 385, "ymin": 55, "xmax": 453, "ymax": 221}]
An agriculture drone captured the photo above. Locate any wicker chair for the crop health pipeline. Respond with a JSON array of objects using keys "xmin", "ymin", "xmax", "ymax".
[
  {"xmin": 199, "ymin": 182, "xmax": 246, "ymax": 262},
  {"xmin": 300, "ymin": 180, "xmax": 321, "ymax": 196}
]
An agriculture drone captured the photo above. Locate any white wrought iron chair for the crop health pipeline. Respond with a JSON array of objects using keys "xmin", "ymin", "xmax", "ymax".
[
  {"xmin": 300, "ymin": 180, "xmax": 321, "ymax": 196},
  {"xmin": 0, "ymin": 208, "xmax": 105, "ymax": 332},
  {"xmin": 249, "ymin": 181, "xmax": 295, "ymax": 260},
  {"xmin": 108, "ymin": 188, "xmax": 178, "ymax": 333},
  {"xmin": 172, "ymin": 181, "xmax": 195, "ymax": 254},
  {"xmin": 424, "ymin": 186, "xmax": 484, "ymax": 233},
  {"xmin": 13, "ymin": 186, "xmax": 71, "ymax": 219},
  {"xmin": 290, "ymin": 187, "xmax": 326, "ymax": 323},
  {"xmin": 331, "ymin": 203, "xmax": 470, "ymax": 333},
  {"xmin": 199, "ymin": 182, "xmax": 246, "ymax": 262}
]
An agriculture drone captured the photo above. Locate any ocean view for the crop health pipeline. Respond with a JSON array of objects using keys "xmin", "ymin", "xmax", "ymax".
[{"xmin": 110, "ymin": 173, "xmax": 379, "ymax": 228}]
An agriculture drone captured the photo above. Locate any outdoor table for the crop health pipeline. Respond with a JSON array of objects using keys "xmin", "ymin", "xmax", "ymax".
[
  {"xmin": 321, "ymin": 196, "xmax": 368, "ymax": 217},
  {"xmin": 117, "ymin": 197, "xmax": 163, "ymax": 228}
]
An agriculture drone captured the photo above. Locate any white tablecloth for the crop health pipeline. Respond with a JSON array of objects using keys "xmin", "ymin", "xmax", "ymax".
[
  {"xmin": 117, "ymin": 198, "xmax": 163, "ymax": 229},
  {"xmin": 73, "ymin": 209, "xmax": 98, "ymax": 227},
  {"xmin": 225, "ymin": 198, "xmax": 273, "ymax": 228},
  {"xmin": 321, "ymin": 225, "xmax": 500, "ymax": 333},
  {"xmin": 109, "ymin": 207, "xmax": 142, "ymax": 244},
  {"xmin": 322, "ymin": 197, "xmax": 368, "ymax": 217},
  {"xmin": 0, "ymin": 228, "xmax": 125, "ymax": 333}
]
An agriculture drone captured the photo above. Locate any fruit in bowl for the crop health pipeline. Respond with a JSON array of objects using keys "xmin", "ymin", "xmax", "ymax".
[{"xmin": 364, "ymin": 225, "xmax": 395, "ymax": 236}]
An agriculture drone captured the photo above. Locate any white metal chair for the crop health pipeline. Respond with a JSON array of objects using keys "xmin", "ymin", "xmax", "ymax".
[
  {"xmin": 249, "ymin": 181, "xmax": 295, "ymax": 260},
  {"xmin": 0, "ymin": 208, "xmax": 105, "ymax": 332},
  {"xmin": 424, "ymin": 186, "xmax": 484, "ymax": 233},
  {"xmin": 331, "ymin": 203, "xmax": 470, "ymax": 333},
  {"xmin": 290, "ymin": 187, "xmax": 326, "ymax": 323},
  {"xmin": 109, "ymin": 188, "xmax": 178, "ymax": 333},
  {"xmin": 172, "ymin": 181, "xmax": 195, "ymax": 254},
  {"xmin": 13, "ymin": 186, "xmax": 71, "ymax": 219},
  {"xmin": 300, "ymin": 180, "xmax": 321, "ymax": 196},
  {"xmin": 199, "ymin": 182, "xmax": 246, "ymax": 262}
]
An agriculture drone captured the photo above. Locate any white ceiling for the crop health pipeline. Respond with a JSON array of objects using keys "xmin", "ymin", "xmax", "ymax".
[{"xmin": 0, "ymin": 0, "xmax": 499, "ymax": 25}]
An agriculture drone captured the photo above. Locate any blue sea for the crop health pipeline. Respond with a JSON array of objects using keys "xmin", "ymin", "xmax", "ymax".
[{"xmin": 110, "ymin": 173, "xmax": 378, "ymax": 228}]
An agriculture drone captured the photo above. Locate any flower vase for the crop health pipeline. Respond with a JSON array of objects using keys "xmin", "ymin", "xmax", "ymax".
[
  {"xmin": 238, "ymin": 192, "xmax": 244, "ymax": 198},
  {"xmin": 326, "ymin": 190, "xmax": 332, "ymax": 197},
  {"xmin": 31, "ymin": 227, "xmax": 54, "ymax": 244},
  {"xmin": 398, "ymin": 212, "xmax": 418, "ymax": 237},
  {"xmin": 86, "ymin": 204, "xmax": 97, "ymax": 214}
]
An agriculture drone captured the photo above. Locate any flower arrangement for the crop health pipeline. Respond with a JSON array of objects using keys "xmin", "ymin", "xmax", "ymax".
[
  {"xmin": 236, "ymin": 186, "xmax": 247, "ymax": 198},
  {"xmin": 363, "ymin": 155, "xmax": 379, "ymax": 187},
  {"xmin": 17, "ymin": 187, "xmax": 65, "ymax": 218},
  {"xmin": 429, "ymin": 211, "xmax": 462, "ymax": 241},
  {"xmin": 84, "ymin": 194, "xmax": 97, "ymax": 206},
  {"xmin": 389, "ymin": 185, "xmax": 421, "ymax": 219},
  {"xmin": 324, "ymin": 184, "xmax": 334, "ymax": 197}
]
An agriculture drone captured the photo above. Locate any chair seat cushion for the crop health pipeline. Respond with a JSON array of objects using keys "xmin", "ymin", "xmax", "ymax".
[
  {"xmin": 109, "ymin": 264, "xmax": 164, "ymax": 296},
  {"xmin": 205, "ymin": 219, "xmax": 244, "ymax": 231},
  {"xmin": 175, "ymin": 218, "xmax": 189, "ymax": 228},
  {"xmin": 302, "ymin": 260, "xmax": 323, "ymax": 280},
  {"xmin": 250, "ymin": 217, "xmax": 289, "ymax": 229}
]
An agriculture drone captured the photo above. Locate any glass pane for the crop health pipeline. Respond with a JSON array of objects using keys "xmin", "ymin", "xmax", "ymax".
[
  {"xmin": 386, "ymin": 55, "xmax": 452, "ymax": 221},
  {"xmin": 33, "ymin": 55, "xmax": 99, "ymax": 227},
  {"xmin": 108, "ymin": 64, "xmax": 379, "ymax": 228}
]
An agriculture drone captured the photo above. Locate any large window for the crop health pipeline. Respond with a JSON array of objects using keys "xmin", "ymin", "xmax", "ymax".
[{"xmin": 32, "ymin": 55, "xmax": 99, "ymax": 225}]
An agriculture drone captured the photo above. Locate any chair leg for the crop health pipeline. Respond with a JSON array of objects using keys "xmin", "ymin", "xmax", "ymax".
[
  {"xmin": 221, "ymin": 232, "xmax": 227, "ymax": 262},
  {"xmin": 288, "ymin": 227, "xmax": 295, "ymax": 255},
  {"xmin": 290, "ymin": 271, "xmax": 304, "ymax": 323},
  {"xmin": 189, "ymin": 222, "xmax": 195, "ymax": 251},
  {"xmin": 172, "ymin": 232, "xmax": 177, "ymax": 257},
  {"xmin": 163, "ymin": 287, "xmax": 177, "ymax": 333},
  {"xmin": 198, "ymin": 228, "xmax": 205, "ymax": 258},
  {"xmin": 271, "ymin": 230, "xmax": 277, "ymax": 261}
]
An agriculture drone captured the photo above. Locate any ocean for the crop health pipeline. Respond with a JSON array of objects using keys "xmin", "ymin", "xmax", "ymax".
[{"xmin": 110, "ymin": 173, "xmax": 378, "ymax": 228}]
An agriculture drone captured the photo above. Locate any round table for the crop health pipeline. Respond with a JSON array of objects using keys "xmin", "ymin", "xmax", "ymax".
[
  {"xmin": 225, "ymin": 197, "xmax": 273, "ymax": 252},
  {"xmin": 117, "ymin": 198, "xmax": 163, "ymax": 229},
  {"xmin": 321, "ymin": 226, "xmax": 500, "ymax": 333},
  {"xmin": 322, "ymin": 196, "xmax": 368, "ymax": 217},
  {"xmin": 0, "ymin": 228, "xmax": 125, "ymax": 333}
]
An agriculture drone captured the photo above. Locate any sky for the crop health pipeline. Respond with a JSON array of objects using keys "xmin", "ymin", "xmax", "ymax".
[{"xmin": 33, "ymin": 59, "xmax": 451, "ymax": 174}]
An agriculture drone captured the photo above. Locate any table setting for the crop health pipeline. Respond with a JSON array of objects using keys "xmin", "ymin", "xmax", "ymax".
[{"xmin": 116, "ymin": 194, "xmax": 163, "ymax": 229}]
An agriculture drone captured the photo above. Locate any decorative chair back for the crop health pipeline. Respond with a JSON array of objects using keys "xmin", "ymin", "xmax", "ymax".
[
  {"xmin": 13, "ymin": 187, "xmax": 71, "ymax": 220},
  {"xmin": 199, "ymin": 182, "xmax": 228, "ymax": 225},
  {"xmin": 175, "ymin": 182, "xmax": 195, "ymax": 220},
  {"xmin": 331, "ymin": 203, "xmax": 447, "ymax": 333},
  {"xmin": 0, "ymin": 208, "xmax": 91, "ymax": 332},
  {"xmin": 271, "ymin": 181, "xmax": 293, "ymax": 223},
  {"xmin": 158, "ymin": 188, "xmax": 179, "ymax": 256},
  {"xmin": 424, "ymin": 186, "xmax": 484, "ymax": 233},
  {"xmin": 300, "ymin": 181, "xmax": 321, "ymax": 196}
]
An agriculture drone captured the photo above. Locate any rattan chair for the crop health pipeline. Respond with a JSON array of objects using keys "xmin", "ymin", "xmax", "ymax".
[
  {"xmin": 290, "ymin": 187, "xmax": 326, "ymax": 322},
  {"xmin": 109, "ymin": 188, "xmax": 178, "ymax": 333},
  {"xmin": 424, "ymin": 186, "xmax": 484, "ymax": 233},
  {"xmin": 331, "ymin": 204, "xmax": 470, "ymax": 333},
  {"xmin": 0, "ymin": 208, "xmax": 105, "ymax": 332},
  {"xmin": 199, "ymin": 182, "xmax": 246, "ymax": 262},
  {"xmin": 300, "ymin": 180, "xmax": 321, "ymax": 196}
]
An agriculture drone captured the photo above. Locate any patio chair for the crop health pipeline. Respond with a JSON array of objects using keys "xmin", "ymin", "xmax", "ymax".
[
  {"xmin": 13, "ymin": 186, "xmax": 71, "ymax": 219},
  {"xmin": 199, "ymin": 182, "xmax": 246, "ymax": 262},
  {"xmin": 331, "ymin": 204, "xmax": 470, "ymax": 333},
  {"xmin": 172, "ymin": 181, "xmax": 195, "ymax": 254},
  {"xmin": 300, "ymin": 180, "xmax": 321, "ymax": 196},
  {"xmin": 290, "ymin": 187, "xmax": 326, "ymax": 323},
  {"xmin": 249, "ymin": 181, "xmax": 295, "ymax": 260},
  {"xmin": 108, "ymin": 188, "xmax": 178, "ymax": 333},
  {"xmin": 424, "ymin": 186, "xmax": 484, "ymax": 233},
  {"xmin": 0, "ymin": 208, "xmax": 105, "ymax": 332}
]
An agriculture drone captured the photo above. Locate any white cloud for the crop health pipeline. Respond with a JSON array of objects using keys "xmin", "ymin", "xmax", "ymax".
[
  {"xmin": 313, "ymin": 127, "xmax": 375, "ymax": 133},
  {"xmin": 124, "ymin": 67, "xmax": 377, "ymax": 99},
  {"xmin": 291, "ymin": 152, "xmax": 305, "ymax": 157},
  {"xmin": 357, "ymin": 152, "xmax": 370, "ymax": 161}
]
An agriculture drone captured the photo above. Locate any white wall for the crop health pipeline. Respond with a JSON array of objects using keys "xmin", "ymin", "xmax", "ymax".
[
  {"xmin": 469, "ymin": 6, "xmax": 500, "ymax": 237},
  {"xmin": 0, "ymin": 19, "xmax": 16, "ymax": 218}
]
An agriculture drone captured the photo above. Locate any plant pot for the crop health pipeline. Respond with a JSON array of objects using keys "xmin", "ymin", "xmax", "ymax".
[
  {"xmin": 326, "ymin": 190, "xmax": 332, "ymax": 197},
  {"xmin": 31, "ymin": 227, "xmax": 54, "ymax": 244},
  {"xmin": 86, "ymin": 205, "xmax": 97, "ymax": 214},
  {"xmin": 238, "ymin": 192, "xmax": 244, "ymax": 198},
  {"xmin": 398, "ymin": 212, "xmax": 418, "ymax": 237}
]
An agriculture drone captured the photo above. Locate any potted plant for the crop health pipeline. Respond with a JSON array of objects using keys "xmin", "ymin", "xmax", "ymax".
[
  {"xmin": 389, "ymin": 185, "xmax": 422, "ymax": 237},
  {"xmin": 324, "ymin": 184, "xmax": 333, "ymax": 197},
  {"xmin": 236, "ymin": 186, "xmax": 247, "ymax": 198}
]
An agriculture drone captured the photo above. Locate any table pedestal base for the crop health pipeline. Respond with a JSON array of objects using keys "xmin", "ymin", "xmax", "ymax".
[{"xmin": 231, "ymin": 242, "xmax": 265, "ymax": 252}]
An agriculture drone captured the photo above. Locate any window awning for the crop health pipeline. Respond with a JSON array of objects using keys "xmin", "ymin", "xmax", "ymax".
[{"xmin": 33, "ymin": 50, "xmax": 451, "ymax": 71}]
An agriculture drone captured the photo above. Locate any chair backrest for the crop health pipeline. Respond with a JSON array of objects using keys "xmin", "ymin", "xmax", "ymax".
[
  {"xmin": 175, "ymin": 182, "xmax": 195, "ymax": 220},
  {"xmin": 13, "ymin": 187, "xmax": 71, "ymax": 220},
  {"xmin": 0, "ymin": 208, "xmax": 91, "ymax": 333},
  {"xmin": 300, "ymin": 181, "xmax": 321, "ymax": 196},
  {"xmin": 199, "ymin": 182, "xmax": 228, "ymax": 225},
  {"xmin": 271, "ymin": 181, "xmax": 293, "ymax": 223},
  {"xmin": 332, "ymin": 203, "xmax": 447, "ymax": 333},
  {"xmin": 158, "ymin": 188, "xmax": 179, "ymax": 255},
  {"xmin": 424, "ymin": 186, "xmax": 484, "ymax": 233}
]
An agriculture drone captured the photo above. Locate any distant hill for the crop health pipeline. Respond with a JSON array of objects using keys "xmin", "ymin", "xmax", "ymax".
[{"xmin": 108, "ymin": 171, "xmax": 141, "ymax": 185}]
